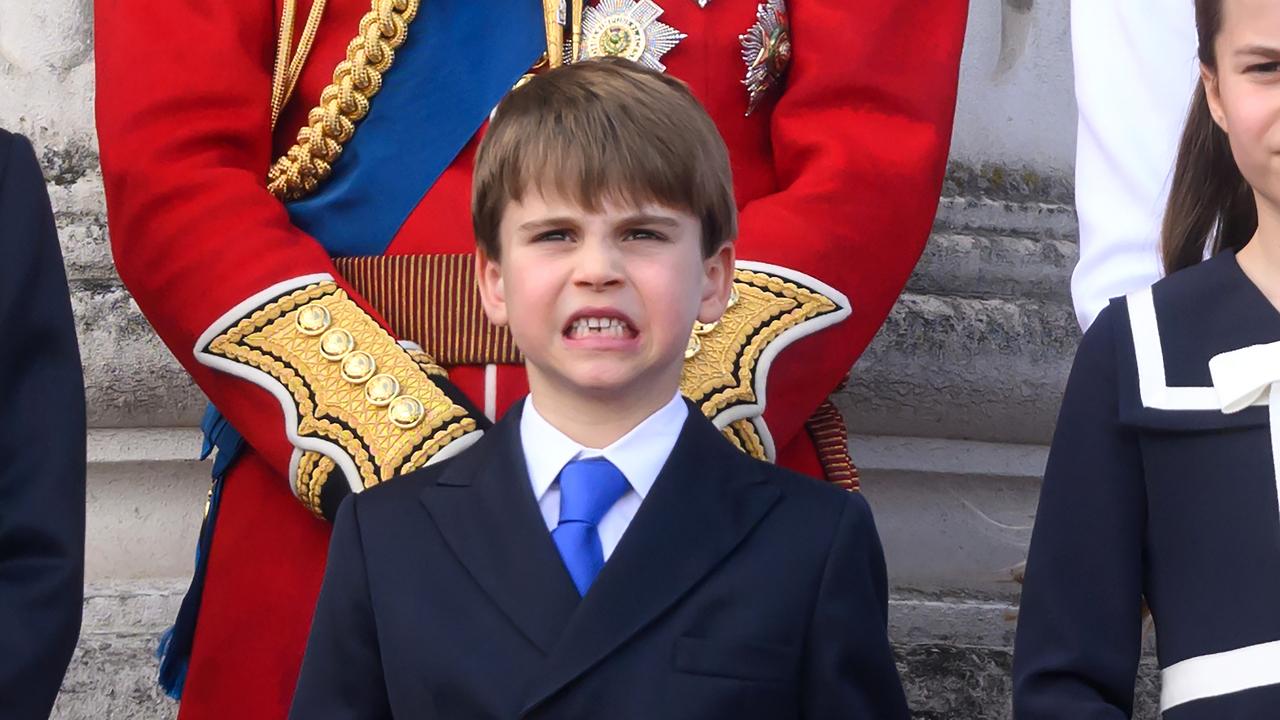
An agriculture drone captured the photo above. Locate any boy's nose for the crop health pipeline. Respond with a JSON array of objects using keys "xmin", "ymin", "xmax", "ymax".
[{"xmin": 572, "ymin": 237, "xmax": 625, "ymax": 289}]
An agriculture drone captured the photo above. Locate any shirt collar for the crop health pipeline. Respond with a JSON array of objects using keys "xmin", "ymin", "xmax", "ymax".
[{"xmin": 520, "ymin": 392, "xmax": 688, "ymax": 502}]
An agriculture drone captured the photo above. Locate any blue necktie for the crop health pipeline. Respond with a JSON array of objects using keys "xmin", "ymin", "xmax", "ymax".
[{"xmin": 552, "ymin": 457, "xmax": 631, "ymax": 596}]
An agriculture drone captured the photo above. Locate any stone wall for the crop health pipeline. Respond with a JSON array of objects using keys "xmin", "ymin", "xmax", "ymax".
[{"xmin": 1, "ymin": 1, "xmax": 1162, "ymax": 717}]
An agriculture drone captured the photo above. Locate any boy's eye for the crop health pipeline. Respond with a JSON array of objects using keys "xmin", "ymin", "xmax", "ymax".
[
  {"xmin": 625, "ymin": 229, "xmax": 667, "ymax": 242},
  {"xmin": 534, "ymin": 230, "xmax": 572, "ymax": 242}
]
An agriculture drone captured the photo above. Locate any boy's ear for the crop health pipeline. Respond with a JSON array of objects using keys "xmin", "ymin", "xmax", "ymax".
[
  {"xmin": 1202, "ymin": 64, "xmax": 1229, "ymax": 132},
  {"xmin": 475, "ymin": 249, "xmax": 508, "ymax": 327},
  {"xmin": 697, "ymin": 242, "xmax": 736, "ymax": 325}
]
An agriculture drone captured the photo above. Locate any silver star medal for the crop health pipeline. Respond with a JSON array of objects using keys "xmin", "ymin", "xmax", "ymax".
[
  {"xmin": 740, "ymin": 0, "xmax": 791, "ymax": 115},
  {"xmin": 580, "ymin": 0, "xmax": 687, "ymax": 72}
]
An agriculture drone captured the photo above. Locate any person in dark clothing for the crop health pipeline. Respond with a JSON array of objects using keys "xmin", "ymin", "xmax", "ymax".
[{"xmin": 0, "ymin": 128, "xmax": 87, "ymax": 718}]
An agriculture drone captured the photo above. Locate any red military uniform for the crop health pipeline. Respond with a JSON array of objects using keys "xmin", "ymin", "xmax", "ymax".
[{"xmin": 95, "ymin": 0, "xmax": 966, "ymax": 716}]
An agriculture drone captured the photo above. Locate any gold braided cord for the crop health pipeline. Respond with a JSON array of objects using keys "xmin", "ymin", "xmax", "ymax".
[
  {"xmin": 570, "ymin": 0, "xmax": 584, "ymax": 62},
  {"xmin": 267, "ymin": 0, "xmax": 419, "ymax": 200},
  {"xmin": 271, "ymin": 0, "xmax": 329, "ymax": 131},
  {"xmin": 295, "ymin": 450, "xmax": 336, "ymax": 518},
  {"xmin": 270, "ymin": 0, "xmax": 297, "ymax": 130},
  {"xmin": 721, "ymin": 419, "xmax": 767, "ymax": 461},
  {"xmin": 542, "ymin": 0, "xmax": 564, "ymax": 67}
]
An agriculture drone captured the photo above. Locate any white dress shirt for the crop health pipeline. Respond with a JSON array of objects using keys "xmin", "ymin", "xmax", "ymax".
[
  {"xmin": 1070, "ymin": 0, "xmax": 1199, "ymax": 330},
  {"xmin": 519, "ymin": 392, "xmax": 687, "ymax": 561}
]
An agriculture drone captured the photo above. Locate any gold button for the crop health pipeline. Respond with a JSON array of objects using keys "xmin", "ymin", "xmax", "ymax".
[
  {"xmin": 340, "ymin": 351, "xmax": 376, "ymax": 383},
  {"xmin": 364, "ymin": 374, "xmax": 400, "ymax": 406},
  {"xmin": 319, "ymin": 329, "xmax": 355, "ymax": 360},
  {"xmin": 684, "ymin": 334, "xmax": 702, "ymax": 359},
  {"xmin": 388, "ymin": 396, "xmax": 425, "ymax": 429},
  {"xmin": 296, "ymin": 305, "xmax": 332, "ymax": 335}
]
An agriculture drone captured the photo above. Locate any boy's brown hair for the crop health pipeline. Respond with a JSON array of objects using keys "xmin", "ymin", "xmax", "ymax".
[{"xmin": 472, "ymin": 57, "xmax": 736, "ymax": 260}]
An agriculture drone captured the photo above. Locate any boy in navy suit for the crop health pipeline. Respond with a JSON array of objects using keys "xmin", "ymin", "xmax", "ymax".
[{"xmin": 290, "ymin": 58, "xmax": 908, "ymax": 719}]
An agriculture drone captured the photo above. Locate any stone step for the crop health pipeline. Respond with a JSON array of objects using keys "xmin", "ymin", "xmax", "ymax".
[
  {"xmin": 936, "ymin": 192, "xmax": 1077, "ymax": 238},
  {"xmin": 936, "ymin": 160, "xmax": 1077, "ymax": 237},
  {"xmin": 854, "ymin": 434, "xmax": 1042, "ymax": 601},
  {"xmin": 842, "ymin": 290, "xmax": 1079, "ymax": 446},
  {"xmin": 74, "ymin": 281, "xmax": 205, "ymax": 429},
  {"xmin": 908, "ymin": 230, "xmax": 1075, "ymax": 302},
  {"xmin": 85, "ymin": 428, "xmax": 207, "ymax": 583},
  {"xmin": 52, "ymin": 582, "xmax": 180, "ymax": 720},
  {"xmin": 48, "ymin": 172, "xmax": 112, "ymax": 282}
]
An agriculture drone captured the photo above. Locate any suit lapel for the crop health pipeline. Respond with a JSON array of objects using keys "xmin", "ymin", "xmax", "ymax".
[
  {"xmin": 418, "ymin": 400, "xmax": 581, "ymax": 654},
  {"xmin": 522, "ymin": 406, "xmax": 782, "ymax": 713}
]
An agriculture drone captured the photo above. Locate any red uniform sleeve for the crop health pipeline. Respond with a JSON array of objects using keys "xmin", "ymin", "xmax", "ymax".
[
  {"xmin": 95, "ymin": 1, "xmax": 481, "ymax": 516},
  {"xmin": 737, "ymin": 1, "xmax": 967, "ymax": 449}
]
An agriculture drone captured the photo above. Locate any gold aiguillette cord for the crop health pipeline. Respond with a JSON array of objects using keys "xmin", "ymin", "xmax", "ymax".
[
  {"xmin": 271, "ymin": 0, "xmax": 328, "ymax": 131},
  {"xmin": 542, "ymin": 0, "xmax": 564, "ymax": 67},
  {"xmin": 541, "ymin": 0, "xmax": 585, "ymax": 69},
  {"xmin": 570, "ymin": 0, "xmax": 583, "ymax": 63}
]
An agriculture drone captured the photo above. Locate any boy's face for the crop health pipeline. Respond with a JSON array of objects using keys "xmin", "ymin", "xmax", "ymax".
[{"xmin": 477, "ymin": 189, "xmax": 734, "ymax": 408}]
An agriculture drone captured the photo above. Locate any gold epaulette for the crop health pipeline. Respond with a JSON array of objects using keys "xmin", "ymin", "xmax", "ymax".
[
  {"xmin": 195, "ymin": 275, "xmax": 482, "ymax": 517},
  {"xmin": 681, "ymin": 262, "xmax": 851, "ymax": 462}
]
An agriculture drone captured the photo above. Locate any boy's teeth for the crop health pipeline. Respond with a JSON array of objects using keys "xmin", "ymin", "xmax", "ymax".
[{"xmin": 569, "ymin": 317, "xmax": 628, "ymax": 337}]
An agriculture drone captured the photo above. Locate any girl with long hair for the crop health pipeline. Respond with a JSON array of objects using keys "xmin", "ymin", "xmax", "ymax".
[{"xmin": 1013, "ymin": 0, "xmax": 1280, "ymax": 716}]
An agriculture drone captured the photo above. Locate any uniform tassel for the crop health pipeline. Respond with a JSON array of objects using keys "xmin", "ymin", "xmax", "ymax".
[{"xmin": 156, "ymin": 404, "xmax": 245, "ymax": 699}]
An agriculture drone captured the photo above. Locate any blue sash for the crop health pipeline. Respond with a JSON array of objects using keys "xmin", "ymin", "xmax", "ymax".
[{"xmin": 287, "ymin": 0, "xmax": 545, "ymax": 256}]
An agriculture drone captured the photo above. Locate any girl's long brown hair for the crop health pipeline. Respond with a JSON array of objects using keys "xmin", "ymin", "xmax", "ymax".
[{"xmin": 1161, "ymin": 0, "xmax": 1259, "ymax": 274}]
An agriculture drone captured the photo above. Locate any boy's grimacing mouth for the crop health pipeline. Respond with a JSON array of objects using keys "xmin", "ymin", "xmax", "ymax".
[{"xmin": 562, "ymin": 307, "xmax": 639, "ymax": 341}]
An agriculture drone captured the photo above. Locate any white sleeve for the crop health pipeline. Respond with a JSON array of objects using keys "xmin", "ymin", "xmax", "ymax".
[{"xmin": 1070, "ymin": 0, "xmax": 1199, "ymax": 330}]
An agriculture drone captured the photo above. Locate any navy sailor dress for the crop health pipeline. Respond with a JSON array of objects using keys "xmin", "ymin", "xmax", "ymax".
[{"xmin": 1013, "ymin": 250, "xmax": 1280, "ymax": 718}]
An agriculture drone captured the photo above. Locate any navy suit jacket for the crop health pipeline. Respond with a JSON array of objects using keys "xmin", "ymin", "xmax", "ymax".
[
  {"xmin": 291, "ymin": 398, "xmax": 907, "ymax": 719},
  {"xmin": 0, "ymin": 129, "xmax": 86, "ymax": 718}
]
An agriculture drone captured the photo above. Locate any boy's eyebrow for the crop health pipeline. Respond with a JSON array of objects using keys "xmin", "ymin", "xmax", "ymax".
[
  {"xmin": 1236, "ymin": 44, "xmax": 1280, "ymax": 58},
  {"xmin": 516, "ymin": 213, "xmax": 682, "ymax": 232},
  {"xmin": 517, "ymin": 217, "xmax": 581, "ymax": 232},
  {"xmin": 615, "ymin": 213, "xmax": 681, "ymax": 228}
]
